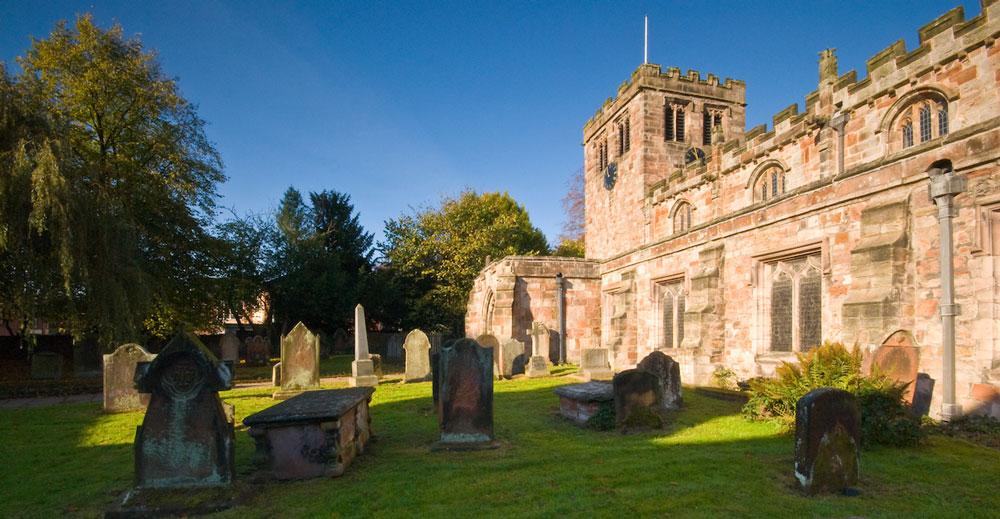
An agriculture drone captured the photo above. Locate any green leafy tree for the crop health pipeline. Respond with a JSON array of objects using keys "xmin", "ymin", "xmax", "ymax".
[
  {"xmin": 267, "ymin": 187, "xmax": 374, "ymax": 336},
  {"xmin": 380, "ymin": 190, "xmax": 549, "ymax": 334},
  {"xmin": 0, "ymin": 16, "xmax": 225, "ymax": 349}
]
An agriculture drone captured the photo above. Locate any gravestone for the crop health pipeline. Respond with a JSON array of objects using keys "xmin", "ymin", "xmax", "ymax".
[
  {"xmin": 272, "ymin": 362, "xmax": 282, "ymax": 387},
  {"xmin": 794, "ymin": 388, "xmax": 861, "ymax": 495},
  {"xmin": 73, "ymin": 340, "xmax": 102, "ymax": 377},
  {"xmin": 244, "ymin": 388, "xmax": 375, "ymax": 480},
  {"xmin": 870, "ymin": 330, "xmax": 920, "ymax": 403},
  {"xmin": 219, "ymin": 330, "xmax": 240, "ymax": 364},
  {"xmin": 580, "ymin": 348, "xmax": 613, "ymax": 381},
  {"xmin": 525, "ymin": 322, "xmax": 550, "ymax": 378},
  {"xmin": 350, "ymin": 304, "xmax": 379, "ymax": 387},
  {"xmin": 332, "ymin": 328, "xmax": 351, "ymax": 354},
  {"xmin": 431, "ymin": 349, "xmax": 442, "ymax": 408},
  {"xmin": 497, "ymin": 338, "xmax": 526, "ymax": 379},
  {"xmin": 274, "ymin": 322, "xmax": 320, "ymax": 399},
  {"xmin": 637, "ymin": 351, "xmax": 683, "ymax": 411},
  {"xmin": 403, "ymin": 329, "xmax": 431, "ymax": 382},
  {"xmin": 30, "ymin": 351, "xmax": 62, "ymax": 380},
  {"xmin": 613, "ymin": 369, "xmax": 665, "ymax": 430},
  {"xmin": 911, "ymin": 373, "xmax": 935, "ymax": 417},
  {"xmin": 434, "ymin": 338, "xmax": 496, "ymax": 449},
  {"xmin": 103, "ymin": 343, "xmax": 156, "ymax": 413},
  {"xmin": 133, "ymin": 330, "xmax": 235, "ymax": 488},
  {"xmin": 245, "ymin": 335, "xmax": 270, "ymax": 366},
  {"xmin": 475, "ymin": 333, "xmax": 500, "ymax": 378}
]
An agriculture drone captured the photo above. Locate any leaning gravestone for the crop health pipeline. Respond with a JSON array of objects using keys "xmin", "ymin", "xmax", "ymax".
[
  {"xmin": 794, "ymin": 388, "xmax": 861, "ymax": 495},
  {"xmin": 133, "ymin": 330, "xmax": 235, "ymax": 489},
  {"xmin": 870, "ymin": 331, "xmax": 920, "ymax": 403},
  {"xmin": 103, "ymin": 343, "xmax": 156, "ymax": 412},
  {"xmin": 434, "ymin": 338, "xmax": 496, "ymax": 450},
  {"xmin": 245, "ymin": 335, "xmax": 270, "ymax": 366},
  {"xmin": 637, "ymin": 351, "xmax": 683, "ymax": 411},
  {"xmin": 351, "ymin": 304, "xmax": 379, "ymax": 387},
  {"xmin": 613, "ymin": 369, "xmax": 665, "ymax": 430},
  {"xmin": 219, "ymin": 329, "xmax": 241, "ymax": 364},
  {"xmin": 579, "ymin": 348, "xmax": 613, "ymax": 381},
  {"xmin": 274, "ymin": 322, "xmax": 320, "ymax": 399},
  {"xmin": 911, "ymin": 373, "xmax": 935, "ymax": 417},
  {"xmin": 403, "ymin": 329, "xmax": 432, "ymax": 382},
  {"xmin": 272, "ymin": 362, "xmax": 282, "ymax": 387},
  {"xmin": 498, "ymin": 338, "xmax": 526, "ymax": 379}
]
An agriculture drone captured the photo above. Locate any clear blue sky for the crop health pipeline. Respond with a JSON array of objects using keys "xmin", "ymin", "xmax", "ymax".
[{"xmin": 1, "ymin": 1, "xmax": 979, "ymax": 246}]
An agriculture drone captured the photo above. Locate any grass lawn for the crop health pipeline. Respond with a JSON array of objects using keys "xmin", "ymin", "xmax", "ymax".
[
  {"xmin": 233, "ymin": 354, "xmax": 403, "ymax": 382},
  {"xmin": 2, "ymin": 371, "xmax": 999, "ymax": 518}
]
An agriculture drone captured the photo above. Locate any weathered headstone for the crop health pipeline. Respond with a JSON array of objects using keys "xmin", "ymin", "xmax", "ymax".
[
  {"xmin": 103, "ymin": 343, "xmax": 156, "ymax": 413},
  {"xmin": 274, "ymin": 322, "xmax": 320, "ymax": 399},
  {"xmin": 475, "ymin": 333, "xmax": 500, "ymax": 378},
  {"xmin": 30, "ymin": 351, "xmax": 62, "ymax": 380},
  {"xmin": 579, "ymin": 348, "xmax": 613, "ymax": 381},
  {"xmin": 403, "ymin": 329, "xmax": 432, "ymax": 382},
  {"xmin": 794, "ymin": 388, "xmax": 861, "ymax": 495},
  {"xmin": 870, "ymin": 331, "xmax": 920, "ymax": 403},
  {"xmin": 244, "ymin": 387, "xmax": 375, "ymax": 480},
  {"xmin": 272, "ymin": 362, "xmax": 282, "ymax": 387},
  {"xmin": 637, "ymin": 351, "xmax": 683, "ymax": 411},
  {"xmin": 613, "ymin": 369, "xmax": 665, "ymax": 430},
  {"xmin": 351, "ymin": 304, "xmax": 379, "ymax": 387},
  {"xmin": 529, "ymin": 321, "xmax": 550, "ymax": 360},
  {"xmin": 434, "ymin": 338, "xmax": 496, "ymax": 449},
  {"xmin": 219, "ymin": 329, "xmax": 240, "ymax": 364},
  {"xmin": 133, "ymin": 330, "xmax": 235, "ymax": 488},
  {"xmin": 332, "ymin": 328, "xmax": 351, "ymax": 353},
  {"xmin": 525, "ymin": 322, "xmax": 550, "ymax": 378},
  {"xmin": 497, "ymin": 338, "xmax": 526, "ymax": 379},
  {"xmin": 911, "ymin": 373, "xmax": 935, "ymax": 417},
  {"xmin": 554, "ymin": 381, "xmax": 613, "ymax": 426},
  {"xmin": 245, "ymin": 335, "xmax": 270, "ymax": 366}
]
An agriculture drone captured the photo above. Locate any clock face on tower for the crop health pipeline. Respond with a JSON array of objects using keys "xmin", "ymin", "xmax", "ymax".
[{"xmin": 604, "ymin": 162, "xmax": 618, "ymax": 190}]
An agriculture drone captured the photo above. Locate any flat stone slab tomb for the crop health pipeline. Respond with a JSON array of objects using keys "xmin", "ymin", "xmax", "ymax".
[
  {"xmin": 243, "ymin": 387, "xmax": 375, "ymax": 480},
  {"xmin": 554, "ymin": 381, "xmax": 613, "ymax": 425}
]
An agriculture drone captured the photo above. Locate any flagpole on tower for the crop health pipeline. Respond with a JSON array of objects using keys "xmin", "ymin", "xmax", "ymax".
[{"xmin": 644, "ymin": 15, "xmax": 648, "ymax": 64}]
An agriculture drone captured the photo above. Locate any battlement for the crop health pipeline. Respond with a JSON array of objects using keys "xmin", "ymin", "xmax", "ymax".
[
  {"xmin": 584, "ymin": 63, "xmax": 746, "ymax": 138},
  {"xmin": 709, "ymin": 0, "xmax": 999, "ymax": 172}
]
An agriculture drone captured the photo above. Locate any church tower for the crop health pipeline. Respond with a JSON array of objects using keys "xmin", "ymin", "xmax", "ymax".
[{"xmin": 583, "ymin": 64, "xmax": 746, "ymax": 260}]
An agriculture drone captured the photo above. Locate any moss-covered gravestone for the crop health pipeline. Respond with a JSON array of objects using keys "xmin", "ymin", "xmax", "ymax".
[
  {"xmin": 103, "ymin": 343, "xmax": 156, "ymax": 413},
  {"xmin": 275, "ymin": 322, "xmax": 320, "ymax": 399},
  {"xmin": 637, "ymin": 351, "xmax": 682, "ymax": 411},
  {"xmin": 403, "ymin": 329, "xmax": 431, "ymax": 383},
  {"xmin": 794, "ymin": 388, "xmax": 860, "ymax": 495},
  {"xmin": 613, "ymin": 369, "xmax": 665, "ymax": 431},
  {"xmin": 434, "ymin": 338, "xmax": 496, "ymax": 450},
  {"xmin": 133, "ymin": 330, "xmax": 235, "ymax": 489}
]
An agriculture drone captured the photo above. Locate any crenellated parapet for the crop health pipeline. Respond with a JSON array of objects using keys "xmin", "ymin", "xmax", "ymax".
[{"xmin": 583, "ymin": 63, "xmax": 746, "ymax": 141}]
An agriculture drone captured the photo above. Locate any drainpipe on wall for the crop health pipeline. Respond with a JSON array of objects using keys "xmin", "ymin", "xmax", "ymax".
[
  {"xmin": 927, "ymin": 160, "xmax": 966, "ymax": 421},
  {"xmin": 830, "ymin": 111, "xmax": 849, "ymax": 177},
  {"xmin": 556, "ymin": 273, "xmax": 566, "ymax": 365}
]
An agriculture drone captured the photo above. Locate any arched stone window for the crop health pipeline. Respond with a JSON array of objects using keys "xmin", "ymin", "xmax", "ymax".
[
  {"xmin": 752, "ymin": 165, "xmax": 786, "ymax": 203},
  {"xmin": 885, "ymin": 88, "xmax": 951, "ymax": 151},
  {"xmin": 483, "ymin": 290, "xmax": 496, "ymax": 334},
  {"xmin": 657, "ymin": 280, "xmax": 685, "ymax": 349},
  {"xmin": 672, "ymin": 201, "xmax": 692, "ymax": 234},
  {"xmin": 762, "ymin": 254, "xmax": 822, "ymax": 353}
]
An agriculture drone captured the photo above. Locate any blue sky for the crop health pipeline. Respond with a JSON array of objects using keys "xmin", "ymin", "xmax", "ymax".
[{"xmin": 1, "ymin": 1, "xmax": 979, "ymax": 246}]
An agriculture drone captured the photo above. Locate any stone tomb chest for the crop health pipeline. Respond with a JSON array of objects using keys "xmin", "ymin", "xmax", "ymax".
[
  {"xmin": 243, "ymin": 387, "xmax": 375, "ymax": 480},
  {"xmin": 553, "ymin": 381, "xmax": 613, "ymax": 425}
]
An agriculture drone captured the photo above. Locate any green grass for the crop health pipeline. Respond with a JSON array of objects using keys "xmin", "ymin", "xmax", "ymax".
[
  {"xmin": 233, "ymin": 354, "xmax": 403, "ymax": 382},
  {"xmin": 2, "ymin": 373, "xmax": 999, "ymax": 518}
]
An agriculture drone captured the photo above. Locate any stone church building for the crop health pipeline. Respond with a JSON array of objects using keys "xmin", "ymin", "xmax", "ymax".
[{"xmin": 467, "ymin": 2, "xmax": 1000, "ymax": 417}]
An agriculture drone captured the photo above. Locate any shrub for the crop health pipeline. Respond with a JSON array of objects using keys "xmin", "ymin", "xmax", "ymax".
[
  {"xmin": 933, "ymin": 415, "xmax": 1000, "ymax": 450},
  {"xmin": 742, "ymin": 341, "xmax": 922, "ymax": 447}
]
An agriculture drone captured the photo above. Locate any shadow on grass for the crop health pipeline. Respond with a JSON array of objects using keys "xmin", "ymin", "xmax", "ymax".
[{"xmin": 3, "ymin": 377, "xmax": 1000, "ymax": 518}]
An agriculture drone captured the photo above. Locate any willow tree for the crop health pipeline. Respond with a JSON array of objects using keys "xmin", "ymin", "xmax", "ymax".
[{"xmin": 0, "ymin": 16, "xmax": 224, "ymax": 349}]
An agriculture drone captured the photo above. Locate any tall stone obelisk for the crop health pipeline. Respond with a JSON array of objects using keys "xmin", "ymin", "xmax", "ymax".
[{"xmin": 351, "ymin": 304, "xmax": 379, "ymax": 387}]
